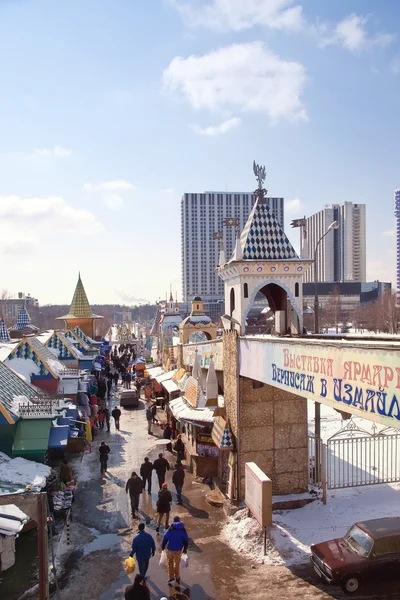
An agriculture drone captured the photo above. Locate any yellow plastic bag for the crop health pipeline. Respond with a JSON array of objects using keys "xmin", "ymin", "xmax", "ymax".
[{"xmin": 124, "ymin": 556, "xmax": 136, "ymax": 575}]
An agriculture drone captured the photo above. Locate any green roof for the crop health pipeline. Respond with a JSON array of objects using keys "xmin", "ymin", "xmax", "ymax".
[
  {"xmin": 0, "ymin": 361, "xmax": 37, "ymax": 423},
  {"xmin": 13, "ymin": 418, "xmax": 52, "ymax": 453}
]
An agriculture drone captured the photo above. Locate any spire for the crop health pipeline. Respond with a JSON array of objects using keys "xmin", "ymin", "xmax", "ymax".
[
  {"xmin": 16, "ymin": 308, "xmax": 31, "ymax": 330},
  {"xmin": 206, "ymin": 357, "xmax": 218, "ymax": 407},
  {"xmin": 231, "ymin": 232, "xmax": 243, "ymax": 261},
  {"xmin": 0, "ymin": 319, "xmax": 10, "ymax": 343},
  {"xmin": 68, "ymin": 274, "xmax": 94, "ymax": 318},
  {"xmin": 192, "ymin": 349, "xmax": 201, "ymax": 381}
]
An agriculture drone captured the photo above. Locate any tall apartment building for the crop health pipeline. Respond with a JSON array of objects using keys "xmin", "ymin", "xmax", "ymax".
[
  {"xmin": 395, "ymin": 189, "xmax": 400, "ymax": 300},
  {"xmin": 181, "ymin": 192, "xmax": 284, "ymax": 302},
  {"xmin": 301, "ymin": 202, "xmax": 366, "ymax": 283}
]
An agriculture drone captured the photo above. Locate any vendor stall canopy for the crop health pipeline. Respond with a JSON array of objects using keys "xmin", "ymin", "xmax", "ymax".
[{"xmin": 0, "ymin": 504, "xmax": 29, "ymax": 535}]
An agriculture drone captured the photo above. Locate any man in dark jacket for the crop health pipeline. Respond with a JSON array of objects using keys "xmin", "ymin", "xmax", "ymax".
[
  {"xmin": 163, "ymin": 423, "xmax": 172, "ymax": 452},
  {"xmin": 111, "ymin": 406, "xmax": 121, "ymax": 431},
  {"xmin": 125, "ymin": 471, "xmax": 143, "ymax": 518},
  {"xmin": 98, "ymin": 377, "xmax": 107, "ymax": 400},
  {"xmin": 103, "ymin": 407, "xmax": 111, "ymax": 432},
  {"xmin": 172, "ymin": 462, "xmax": 185, "ymax": 505},
  {"xmin": 145, "ymin": 405, "xmax": 153, "ymax": 435},
  {"xmin": 99, "ymin": 441, "xmax": 110, "ymax": 474},
  {"xmin": 129, "ymin": 523, "xmax": 155, "ymax": 579},
  {"xmin": 139, "ymin": 457, "xmax": 153, "ymax": 493},
  {"xmin": 153, "ymin": 453, "xmax": 170, "ymax": 489},
  {"xmin": 162, "ymin": 516, "xmax": 189, "ymax": 585},
  {"xmin": 156, "ymin": 483, "xmax": 172, "ymax": 533}
]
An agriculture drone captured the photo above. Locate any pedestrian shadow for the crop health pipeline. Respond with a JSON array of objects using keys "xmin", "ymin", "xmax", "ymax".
[
  {"xmin": 187, "ymin": 539, "xmax": 203, "ymax": 554},
  {"xmin": 118, "ymin": 430, "xmax": 133, "ymax": 436},
  {"xmin": 183, "ymin": 498, "xmax": 209, "ymax": 520},
  {"xmin": 173, "ymin": 583, "xmax": 214, "ymax": 600}
]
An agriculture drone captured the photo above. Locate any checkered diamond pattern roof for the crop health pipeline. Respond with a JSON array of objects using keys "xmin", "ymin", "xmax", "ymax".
[
  {"xmin": 69, "ymin": 275, "xmax": 93, "ymax": 318},
  {"xmin": 0, "ymin": 361, "xmax": 36, "ymax": 423},
  {"xmin": 0, "ymin": 319, "xmax": 10, "ymax": 343},
  {"xmin": 16, "ymin": 308, "xmax": 31, "ymax": 330},
  {"xmin": 240, "ymin": 201, "xmax": 298, "ymax": 260}
]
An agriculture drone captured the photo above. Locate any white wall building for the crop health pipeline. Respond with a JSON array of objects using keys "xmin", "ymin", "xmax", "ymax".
[
  {"xmin": 181, "ymin": 192, "xmax": 284, "ymax": 302},
  {"xmin": 301, "ymin": 202, "xmax": 366, "ymax": 283}
]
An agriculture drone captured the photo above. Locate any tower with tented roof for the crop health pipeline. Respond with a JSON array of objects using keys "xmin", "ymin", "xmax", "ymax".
[{"xmin": 57, "ymin": 273, "xmax": 103, "ymax": 338}]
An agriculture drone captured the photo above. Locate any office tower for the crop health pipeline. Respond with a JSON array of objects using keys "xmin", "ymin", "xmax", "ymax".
[
  {"xmin": 301, "ymin": 202, "xmax": 366, "ymax": 283},
  {"xmin": 181, "ymin": 192, "xmax": 284, "ymax": 302},
  {"xmin": 395, "ymin": 189, "xmax": 400, "ymax": 301}
]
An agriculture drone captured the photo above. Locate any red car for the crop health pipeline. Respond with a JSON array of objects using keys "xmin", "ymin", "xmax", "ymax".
[{"xmin": 311, "ymin": 517, "xmax": 400, "ymax": 594}]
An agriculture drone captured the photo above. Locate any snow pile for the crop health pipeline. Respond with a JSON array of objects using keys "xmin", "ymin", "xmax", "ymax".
[
  {"xmin": 9, "ymin": 395, "xmax": 34, "ymax": 416},
  {"xmin": 0, "ymin": 452, "xmax": 51, "ymax": 492},
  {"xmin": 222, "ymin": 507, "xmax": 281, "ymax": 565},
  {"xmin": 223, "ymin": 483, "xmax": 400, "ymax": 567},
  {"xmin": 47, "ymin": 346, "xmax": 60, "ymax": 358}
]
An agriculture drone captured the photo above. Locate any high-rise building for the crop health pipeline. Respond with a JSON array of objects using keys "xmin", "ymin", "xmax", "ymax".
[
  {"xmin": 181, "ymin": 192, "xmax": 284, "ymax": 302},
  {"xmin": 395, "ymin": 189, "xmax": 400, "ymax": 300},
  {"xmin": 301, "ymin": 202, "xmax": 366, "ymax": 283}
]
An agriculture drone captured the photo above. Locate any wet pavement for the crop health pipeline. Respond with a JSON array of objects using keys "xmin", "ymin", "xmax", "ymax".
[{"xmin": 24, "ymin": 387, "xmax": 400, "ymax": 600}]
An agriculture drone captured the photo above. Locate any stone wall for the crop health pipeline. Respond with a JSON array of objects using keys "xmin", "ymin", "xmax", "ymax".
[
  {"xmin": 222, "ymin": 331, "xmax": 239, "ymax": 439},
  {"xmin": 221, "ymin": 331, "xmax": 308, "ymax": 498},
  {"xmin": 238, "ymin": 377, "xmax": 308, "ymax": 497}
]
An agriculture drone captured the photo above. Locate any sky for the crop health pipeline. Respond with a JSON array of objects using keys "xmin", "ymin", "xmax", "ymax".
[{"xmin": 0, "ymin": 0, "xmax": 399, "ymax": 305}]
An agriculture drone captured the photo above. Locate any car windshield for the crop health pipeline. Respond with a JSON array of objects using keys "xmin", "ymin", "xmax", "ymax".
[{"xmin": 345, "ymin": 525, "xmax": 374, "ymax": 558}]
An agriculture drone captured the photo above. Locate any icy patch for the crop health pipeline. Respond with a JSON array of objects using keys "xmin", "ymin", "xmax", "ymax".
[{"xmin": 82, "ymin": 533, "xmax": 121, "ymax": 555}]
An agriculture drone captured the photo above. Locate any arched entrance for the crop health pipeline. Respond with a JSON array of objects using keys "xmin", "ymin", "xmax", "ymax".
[
  {"xmin": 243, "ymin": 279, "xmax": 302, "ymax": 335},
  {"xmin": 188, "ymin": 330, "xmax": 214, "ymax": 343}
]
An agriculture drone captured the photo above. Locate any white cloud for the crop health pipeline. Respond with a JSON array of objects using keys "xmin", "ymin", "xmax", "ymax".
[
  {"xmin": 320, "ymin": 14, "xmax": 395, "ymax": 52},
  {"xmin": 285, "ymin": 198, "xmax": 302, "ymax": 214},
  {"xmin": 163, "ymin": 42, "xmax": 307, "ymax": 124},
  {"xmin": 115, "ymin": 291, "xmax": 150, "ymax": 305},
  {"xmin": 34, "ymin": 145, "xmax": 72, "ymax": 158},
  {"xmin": 170, "ymin": 0, "xmax": 304, "ymax": 32},
  {"xmin": 83, "ymin": 180, "xmax": 136, "ymax": 192},
  {"xmin": 0, "ymin": 195, "xmax": 103, "ymax": 255},
  {"xmin": 190, "ymin": 117, "xmax": 241, "ymax": 136},
  {"xmin": 390, "ymin": 57, "xmax": 400, "ymax": 74},
  {"xmin": 103, "ymin": 194, "xmax": 124, "ymax": 210},
  {"xmin": 382, "ymin": 229, "xmax": 394, "ymax": 237}
]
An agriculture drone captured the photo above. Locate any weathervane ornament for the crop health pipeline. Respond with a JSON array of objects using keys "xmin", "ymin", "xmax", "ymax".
[{"xmin": 253, "ymin": 160, "xmax": 267, "ymax": 203}]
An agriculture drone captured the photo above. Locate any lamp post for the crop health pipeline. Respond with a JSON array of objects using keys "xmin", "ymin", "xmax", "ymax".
[
  {"xmin": 313, "ymin": 220, "xmax": 339, "ymax": 482},
  {"xmin": 313, "ymin": 220, "xmax": 339, "ymax": 335}
]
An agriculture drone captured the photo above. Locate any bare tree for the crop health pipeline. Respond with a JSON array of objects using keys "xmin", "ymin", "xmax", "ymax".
[
  {"xmin": 323, "ymin": 285, "xmax": 342, "ymax": 333},
  {"xmin": 0, "ymin": 289, "xmax": 12, "ymax": 326}
]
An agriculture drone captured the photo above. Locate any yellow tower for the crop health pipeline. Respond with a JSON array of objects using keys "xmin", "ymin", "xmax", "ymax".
[{"xmin": 57, "ymin": 274, "xmax": 103, "ymax": 338}]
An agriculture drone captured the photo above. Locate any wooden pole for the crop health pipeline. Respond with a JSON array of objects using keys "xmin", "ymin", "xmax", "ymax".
[{"xmin": 37, "ymin": 493, "xmax": 49, "ymax": 600}]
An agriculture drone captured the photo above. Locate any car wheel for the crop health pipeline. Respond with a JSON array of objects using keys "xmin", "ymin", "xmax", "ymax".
[{"xmin": 341, "ymin": 574, "xmax": 361, "ymax": 594}]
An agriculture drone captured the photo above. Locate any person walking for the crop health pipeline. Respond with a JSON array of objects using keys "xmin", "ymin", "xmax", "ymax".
[
  {"xmin": 98, "ymin": 408, "xmax": 105, "ymax": 430},
  {"xmin": 60, "ymin": 459, "xmax": 73, "ymax": 484},
  {"xmin": 129, "ymin": 523, "xmax": 155, "ymax": 580},
  {"xmin": 153, "ymin": 453, "xmax": 170, "ymax": 489},
  {"xmin": 163, "ymin": 423, "xmax": 172, "ymax": 452},
  {"xmin": 145, "ymin": 405, "xmax": 153, "ymax": 435},
  {"xmin": 126, "ymin": 371, "xmax": 132, "ymax": 389},
  {"xmin": 161, "ymin": 516, "xmax": 189, "ymax": 585},
  {"xmin": 107, "ymin": 374, "xmax": 113, "ymax": 398},
  {"xmin": 124, "ymin": 574, "xmax": 150, "ymax": 600},
  {"xmin": 99, "ymin": 441, "xmax": 110, "ymax": 474},
  {"xmin": 140, "ymin": 457, "xmax": 153, "ymax": 493},
  {"xmin": 125, "ymin": 471, "xmax": 143, "ymax": 518},
  {"xmin": 156, "ymin": 483, "xmax": 172, "ymax": 533},
  {"xmin": 173, "ymin": 435, "xmax": 185, "ymax": 462},
  {"xmin": 113, "ymin": 371, "xmax": 119, "ymax": 388},
  {"xmin": 172, "ymin": 462, "xmax": 185, "ymax": 505},
  {"xmin": 112, "ymin": 406, "xmax": 121, "ymax": 431},
  {"xmin": 103, "ymin": 407, "xmax": 111, "ymax": 432}
]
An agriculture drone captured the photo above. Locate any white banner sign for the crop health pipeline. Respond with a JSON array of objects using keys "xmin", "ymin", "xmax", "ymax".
[{"xmin": 240, "ymin": 339, "xmax": 400, "ymax": 429}]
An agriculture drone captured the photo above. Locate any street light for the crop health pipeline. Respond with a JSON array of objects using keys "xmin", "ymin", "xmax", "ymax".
[
  {"xmin": 313, "ymin": 220, "xmax": 339, "ymax": 483},
  {"xmin": 313, "ymin": 220, "xmax": 339, "ymax": 335}
]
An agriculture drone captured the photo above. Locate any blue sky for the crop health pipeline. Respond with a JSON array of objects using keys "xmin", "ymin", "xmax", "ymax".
[{"xmin": 0, "ymin": 0, "xmax": 399, "ymax": 305}]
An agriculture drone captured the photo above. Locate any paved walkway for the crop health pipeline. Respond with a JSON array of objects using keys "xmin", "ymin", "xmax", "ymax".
[{"xmin": 51, "ymin": 389, "xmax": 398, "ymax": 600}]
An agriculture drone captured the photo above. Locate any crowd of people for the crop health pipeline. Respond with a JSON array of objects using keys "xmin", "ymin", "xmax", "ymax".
[{"xmin": 91, "ymin": 345, "xmax": 192, "ymax": 598}]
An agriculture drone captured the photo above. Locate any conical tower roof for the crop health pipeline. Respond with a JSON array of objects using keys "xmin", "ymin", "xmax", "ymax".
[
  {"xmin": 0, "ymin": 319, "xmax": 10, "ymax": 342},
  {"xmin": 238, "ymin": 198, "xmax": 298, "ymax": 261},
  {"xmin": 57, "ymin": 274, "xmax": 103, "ymax": 321},
  {"xmin": 69, "ymin": 274, "xmax": 93, "ymax": 318}
]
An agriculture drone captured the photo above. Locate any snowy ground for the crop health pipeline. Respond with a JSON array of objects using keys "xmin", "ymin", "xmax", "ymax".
[
  {"xmin": 223, "ymin": 481, "xmax": 400, "ymax": 567},
  {"xmin": 223, "ymin": 401, "xmax": 400, "ymax": 568}
]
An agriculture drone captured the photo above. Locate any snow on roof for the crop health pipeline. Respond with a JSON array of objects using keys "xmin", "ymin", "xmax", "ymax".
[
  {"xmin": 0, "ymin": 342, "xmax": 17, "ymax": 362},
  {"xmin": 0, "ymin": 504, "xmax": 30, "ymax": 535},
  {"xmin": 36, "ymin": 330, "xmax": 54, "ymax": 345},
  {"xmin": 169, "ymin": 396, "xmax": 215, "ymax": 423},
  {"xmin": 0, "ymin": 451, "xmax": 51, "ymax": 494}
]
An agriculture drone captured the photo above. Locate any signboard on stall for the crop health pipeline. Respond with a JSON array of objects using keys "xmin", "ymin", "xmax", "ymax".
[
  {"xmin": 240, "ymin": 339, "xmax": 400, "ymax": 429},
  {"xmin": 245, "ymin": 462, "xmax": 272, "ymax": 528}
]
